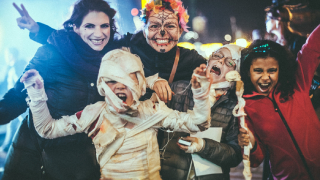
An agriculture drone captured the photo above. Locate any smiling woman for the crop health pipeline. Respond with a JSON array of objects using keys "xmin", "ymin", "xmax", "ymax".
[
  {"xmin": 143, "ymin": 9, "xmax": 183, "ymax": 53},
  {"xmin": 73, "ymin": 11, "xmax": 110, "ymax": 51}
]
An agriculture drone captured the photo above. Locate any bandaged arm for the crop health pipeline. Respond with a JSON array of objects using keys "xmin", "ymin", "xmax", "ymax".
[
  {"xmin": 158, "ymin": 74, "xmax": 211, "ymax": 133},
  {"xmin": 24, "ymin": 75, "xmax": 83, "ymax": 139}
]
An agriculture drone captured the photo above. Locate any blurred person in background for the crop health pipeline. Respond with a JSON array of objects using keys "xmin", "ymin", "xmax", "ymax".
[
  {"xmin": 0, "ymin": 47, "xmax": 27, "ymax": 160},
  {"xmin": 265, "ymin": 2, "xmax": 307, "ymax": 58},
  {"xmin": 252, "ymin": 29, "xmax": 265, "ymax": 41}
]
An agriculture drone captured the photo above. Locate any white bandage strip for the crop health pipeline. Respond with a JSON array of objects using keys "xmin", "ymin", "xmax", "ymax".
[
  {"xmin": 24, "ymin": 74, "xmax": 80, "ymax": 139},
  {"xmin": 185, "ymin": 137, "xmax": 204, "ymax": 153}
]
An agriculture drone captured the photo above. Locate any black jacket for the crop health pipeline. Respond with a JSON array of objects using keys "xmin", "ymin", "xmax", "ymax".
[
  {"xmin": 0, "ymin": 23, "xmax": 206, "ymax": 180},
  {"xmin": 1, "ymin": 43, "xmax": 103, "ymax": 180},
  {"xmin": 118, "ymin": 31, "xmax": 207, "ymax": 81},
  {"xmin": 160, "ymin": 81, "xmax": 242, "ymax": 180}
]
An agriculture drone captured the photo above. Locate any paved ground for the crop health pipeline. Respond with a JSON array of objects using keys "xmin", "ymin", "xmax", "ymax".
[{"xmin": 230, "ymin": 161, "xmax": 264, "ymax": 180}]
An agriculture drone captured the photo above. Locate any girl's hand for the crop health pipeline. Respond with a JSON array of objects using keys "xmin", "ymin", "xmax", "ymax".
[
  {"xmin": 192, "ymin": 64, "xmax": 212, "ymax": 89},
  {"xmin": 20, "ymin": 69, "xmax": 43, "ymax": 89},
  {"xmin": 238, "ymin": 127, "xmax": 255, "ymax": 149},
  {"xmin": 13, "ymin": 3, "xmax": 39, "ymax": 34},
  {"xmin": 177, "ymin": 136, "xmax": 204, "ymax": 153}
]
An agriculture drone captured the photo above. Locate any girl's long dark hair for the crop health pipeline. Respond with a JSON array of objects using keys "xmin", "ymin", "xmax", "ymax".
[
  {"xmin": 63, "ymin": 0, "xmax": 117, "ymax": 42},
  {"xmin": 241, "ymin": 40, "xmax": 297, "ymax": 101}
]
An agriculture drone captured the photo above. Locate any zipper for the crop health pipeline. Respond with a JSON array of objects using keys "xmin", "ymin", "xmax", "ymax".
[{"xmin": 267, "ymin": 91, "xmax": 314, "ymax": 180}]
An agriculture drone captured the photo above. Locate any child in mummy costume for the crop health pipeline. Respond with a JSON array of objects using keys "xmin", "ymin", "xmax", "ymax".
[{"xmin": 21, "ymin": 49, "xmax": 212, "ymax": 180}]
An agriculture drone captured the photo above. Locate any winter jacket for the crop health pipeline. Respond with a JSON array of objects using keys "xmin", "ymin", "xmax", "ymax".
[
  {"xmin": 1, "ymin": 44, "xmax": 103, "ymax": 179},
  {"xmin": 159, "ymin": 80, "xmax": 242, "ymax": 180},
  {"xmin": 244, "ymin": 25, "xmax": 320, "ymax": 180}
]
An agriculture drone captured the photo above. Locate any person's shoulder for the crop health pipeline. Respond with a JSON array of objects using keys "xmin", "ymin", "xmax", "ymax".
[
  {"xmin": 178, "ymin": 46, "xmax": 198, "ymax": 54},
  {"xmin": 178, "ymin": 46, "xmax": 206, "ymax": 63},
  {"xmin": 29, "ymin": 44, "xmax": 63, "ymax": 69},
  {"xmin": 35, "ymin": 44, "xmax": 61, "ymax": 58}
]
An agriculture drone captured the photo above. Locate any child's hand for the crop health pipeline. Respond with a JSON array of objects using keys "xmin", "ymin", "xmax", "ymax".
[
  {"xmin": 177, "ymin": 136, "xmax": 204, "ymax": 153},
  {"xmin": 20, "ymin": 69, "xmax": 43, "ymax": 89},
  {"xmin": 238, "ymin": 127, "xmax": 255, "ymax": 149},
  {"xmin": 192, "ymin": 64, "xmax": 212, "ymax": 89},
  {"xmin": 13, "ymin": 3, "xmax": 39, "ymax": 34}
]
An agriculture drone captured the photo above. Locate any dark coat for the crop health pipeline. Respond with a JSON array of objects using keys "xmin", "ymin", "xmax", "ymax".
[
  {"xmin": 118, "ymin": 31, "xmax": 207, "ymax": 81},
  {"xmin": 160, "ymin": 80, "xmax": 242, "ymax": 180},
  {"xmin": 1, "ymin": 44, "xmax": 103, "ymax": 180}
]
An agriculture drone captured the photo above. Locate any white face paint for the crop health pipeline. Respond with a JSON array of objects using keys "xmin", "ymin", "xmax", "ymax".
[{"xmin": 143, "ymin": 9, "xmax": 182, "ymax": 53}]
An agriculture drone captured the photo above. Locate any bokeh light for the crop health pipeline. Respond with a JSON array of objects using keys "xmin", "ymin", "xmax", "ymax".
[{"xmin": 131, "ymin": 8, "xmax": 139, "ymax": 16}]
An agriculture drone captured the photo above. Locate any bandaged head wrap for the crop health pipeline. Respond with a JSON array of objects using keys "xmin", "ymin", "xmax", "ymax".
[
  {"xmin": 97, "ymin": 48, "xmax": 146, "ymax": 113},
  {"xmin": 208, "ymin": 44, "xmax": 243, "ymax": 106},
  {"xmin": 216, "ymin": 44, "xmax": 242, "ymax": 73}
]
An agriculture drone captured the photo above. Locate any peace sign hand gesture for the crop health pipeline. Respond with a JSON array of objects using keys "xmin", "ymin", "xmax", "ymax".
[{"xmin": 13, "ymin": 3, "xmax": 39, "ymax": 34}]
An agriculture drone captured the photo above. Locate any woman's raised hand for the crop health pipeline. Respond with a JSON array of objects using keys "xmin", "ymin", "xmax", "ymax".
[
  {"xmin": 13, "ymin": 3, "xmax": 39, "ymax": 34},
  {"xmin": 20, "ymin": 69, "xmax": 43, "ymax": 89}
]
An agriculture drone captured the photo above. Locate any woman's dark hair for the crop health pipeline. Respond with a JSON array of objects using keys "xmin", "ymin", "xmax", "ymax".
[
  {"xmin": 63, "ymin": 0, "xmax": 117, "ymax": 42},
  {"xmin": 241, "ymin": 40, "xmax": 297, "ymax": 101}
]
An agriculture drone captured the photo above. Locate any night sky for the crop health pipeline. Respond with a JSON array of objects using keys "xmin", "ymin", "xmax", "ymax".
[{"xmin": 182, "ymin": 0, "xmax": 272, "ymax": 42}]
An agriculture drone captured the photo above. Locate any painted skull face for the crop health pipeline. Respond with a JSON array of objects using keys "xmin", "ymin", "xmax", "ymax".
[{"xmin": 143, "ymin": 9, "xmax": 182, "ymax": 53}]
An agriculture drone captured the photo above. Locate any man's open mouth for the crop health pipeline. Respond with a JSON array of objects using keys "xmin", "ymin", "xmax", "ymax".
[
  {"xmin": 90, "ymin": 38, "xmax": 105, "ymax": 45},
  {"xmin": 116, "ymin": 93, "xmax": 127, "ymax": 103},
  {"xmin": 210, "ymin": 65, "xmax": 221, "ymax": 76}
]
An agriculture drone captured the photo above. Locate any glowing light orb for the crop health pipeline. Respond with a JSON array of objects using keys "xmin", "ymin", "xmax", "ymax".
[{"xmin": 131, "ymin": 8, "xmax": 139, "ymax": 16}]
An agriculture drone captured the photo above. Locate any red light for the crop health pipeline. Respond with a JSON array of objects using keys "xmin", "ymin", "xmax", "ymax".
[{"xmin": 131, "ymin": 8, "xmax": 139, "ymax": 16}]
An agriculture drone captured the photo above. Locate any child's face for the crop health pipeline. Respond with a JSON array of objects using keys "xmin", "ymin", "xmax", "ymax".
[
  {"xmin": 106, "ymin": 73, "xmax": 138, "ymax": 106},
  {"xmin": 207, "ymin": 48, "xmax": 236, "ymax": 84},
  {"xmin": 249, "ymin": 57, "xmax": 279, "ymax": 96}
]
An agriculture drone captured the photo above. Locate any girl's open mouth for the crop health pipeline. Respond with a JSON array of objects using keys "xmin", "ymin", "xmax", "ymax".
[
  {"xmin": 258, "ymin": 83, "xmax": 271, "ymax": 92},
  {"xmin": 210, "ymin": 65, "xmax": 221, "ymax": 76}
]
